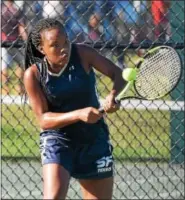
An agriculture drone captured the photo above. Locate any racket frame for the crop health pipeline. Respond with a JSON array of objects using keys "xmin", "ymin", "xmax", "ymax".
[
  {"xmin": 99, "ymin": 45, "xmax": 183, "ymax": 112},
  {"xmin": 133, "ymin": 46, "xmax": 183, "ymax": 100}
]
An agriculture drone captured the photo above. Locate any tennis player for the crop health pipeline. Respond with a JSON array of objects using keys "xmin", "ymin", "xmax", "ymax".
[{"xmin": 23, "ymin": 18, "xmax": 125, "ymax": 199}]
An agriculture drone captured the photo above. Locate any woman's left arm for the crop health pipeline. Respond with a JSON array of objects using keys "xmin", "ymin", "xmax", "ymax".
[{"xmin": 78, "ymin": 44, "xmax": 127, "ymax": 113}]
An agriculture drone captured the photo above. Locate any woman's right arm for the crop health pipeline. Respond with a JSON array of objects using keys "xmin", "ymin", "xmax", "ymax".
[{"xmin": 24, "ymin": 65, "xmax": 103, "ymax": 130}]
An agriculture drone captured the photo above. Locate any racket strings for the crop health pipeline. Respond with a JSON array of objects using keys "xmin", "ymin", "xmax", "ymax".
[{"xmin": 135, "ymin": 48, "xmax": 181, "ymax": 99}]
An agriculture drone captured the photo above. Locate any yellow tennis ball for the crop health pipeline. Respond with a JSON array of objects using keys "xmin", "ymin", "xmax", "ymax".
[{"xmin": 122, "ymin": 68, "xmax": 137, "ymax": 81}]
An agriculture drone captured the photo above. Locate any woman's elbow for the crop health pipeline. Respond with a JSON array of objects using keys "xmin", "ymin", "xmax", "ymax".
[
  {"xmin": 38, "ymin": 115, "xmax": 54, "ymax": 130},
  {"xmin": 39, "ymin": 120, "xmax": 51, "ymax": 130}
]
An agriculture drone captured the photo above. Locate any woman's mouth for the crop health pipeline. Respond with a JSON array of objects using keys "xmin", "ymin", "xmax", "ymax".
[
  {"xmin": 58, "ymin": 54, "xmax": 68, "ymax": 65},
  {"xmin": 58, "ymin": 56, "xmax": 67, "ymax": 64},
  {"xmin": 60, "ymin": 53, "xmax": 68, "ymax": 60}
]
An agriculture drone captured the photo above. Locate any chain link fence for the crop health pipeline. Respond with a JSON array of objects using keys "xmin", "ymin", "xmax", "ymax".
[{"xmin": 1, "ymin": 0, "xmax": 184, "ymax": 199}]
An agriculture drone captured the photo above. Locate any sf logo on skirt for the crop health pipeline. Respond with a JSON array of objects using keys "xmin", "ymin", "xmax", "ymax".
[{"xmin": 96, "ymin": 156, "xmax": 113, "ymax": 173}]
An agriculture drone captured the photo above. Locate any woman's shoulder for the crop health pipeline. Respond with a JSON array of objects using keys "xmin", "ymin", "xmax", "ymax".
[
  {"xmin": 24, "ymin": 64, "xmax": 40, "ymax": 82},
  {"xmin": 73, "ymin": 43, "xmax": 100, "ymax": 71},
  {"xmin": 75, "ymin": 43, "xmax": 97, "ymax": 57}
]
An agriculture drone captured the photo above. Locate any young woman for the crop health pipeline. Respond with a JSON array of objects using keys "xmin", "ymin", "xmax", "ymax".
[{"xmin": 24, "ymin": 18, "xmax": 125, "ymax": 199}]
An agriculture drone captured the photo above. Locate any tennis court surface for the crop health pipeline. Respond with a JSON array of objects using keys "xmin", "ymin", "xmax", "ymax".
[{"xmin": 1, "ymin": 160, "xmax": 184, "ymax": 199}]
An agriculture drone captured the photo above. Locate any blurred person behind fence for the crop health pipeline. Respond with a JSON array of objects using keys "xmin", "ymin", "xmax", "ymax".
[
  {"xmin": 42, "ymin": 0, "xmax": 65, "ymax": 20},
  {"xmin": 42, "ymin": 1, "xmax": 86, "ymax": 43},
  {"xmin": 1, "ymin": 0, "xmax": 26, "ymax": 95},
  {"xmin": 21, "ymin": 1, "xmax": 43, "ymax": 35},
  {"xmin": 151, "ymin": 0, "xmax": 171, "ymax": 42},
  {"xmin": 63, "ymin": 1, "xmax": 86, "ymax": 42},
  {"xmin": 110, "ymin": 1, "xmax": 148, "ymax": 57},
  {"xmin": 87, "ymin": 1, "xmax": 125, "ymax": 69},
  {"xmin": 87, "ymin": 13, "xmax": 105, "ymax": 43},
  {"xmin": 110, "ymin": 1, "xmax": 147, "ymax": 43}
]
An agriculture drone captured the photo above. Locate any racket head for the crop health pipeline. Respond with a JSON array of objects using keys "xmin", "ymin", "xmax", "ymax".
[
  {"xmin": 99, "ymin": 46, "xmax": 182, "ymax": 113},
  {"xmin": 133, "ymin": 46, "xmax": 182, "ymax": 100}
]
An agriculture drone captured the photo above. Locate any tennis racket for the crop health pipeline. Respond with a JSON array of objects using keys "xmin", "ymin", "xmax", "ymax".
[{"xmin": 99, "ymin": 45, "xmax": 182, "ymax": 112}]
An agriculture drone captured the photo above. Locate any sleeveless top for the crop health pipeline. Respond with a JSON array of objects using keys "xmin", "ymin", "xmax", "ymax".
[{"xmin": 36, "ymin": 43, "xmax": 109, "ymax": 144}]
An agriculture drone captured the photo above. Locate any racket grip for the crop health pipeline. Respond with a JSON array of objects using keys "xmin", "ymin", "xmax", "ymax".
[
  {"xmin": 99, "ymin": 107, "xmax": 105, "ymax": 113},
  {"xmin": 98, "ymin": 99, "xmax": 120, "ymax": 113}
]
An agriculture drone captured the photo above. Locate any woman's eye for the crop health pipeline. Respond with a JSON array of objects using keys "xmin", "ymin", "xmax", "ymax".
[{"xmin": 51, "ymin": 43, "xmax": 59, "ymax": 48}]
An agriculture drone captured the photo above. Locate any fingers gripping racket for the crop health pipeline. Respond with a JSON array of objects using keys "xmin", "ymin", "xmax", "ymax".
[{"xmin": 99, "ymin": 46, "xmax": 182, "ymax": 112}]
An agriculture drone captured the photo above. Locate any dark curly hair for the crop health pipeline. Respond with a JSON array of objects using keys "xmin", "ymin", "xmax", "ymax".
[{"xmin": 24, "ymin": 18, "xmax": 66, "ymax": 70}]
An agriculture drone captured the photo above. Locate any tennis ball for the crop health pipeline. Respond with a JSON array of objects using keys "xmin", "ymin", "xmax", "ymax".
[{"xmin": 122, "ymin": 68, "xmax": 137, "ymax": 81}]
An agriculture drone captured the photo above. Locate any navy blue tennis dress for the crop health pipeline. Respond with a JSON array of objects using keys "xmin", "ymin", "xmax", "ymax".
[{"xmin": 38, "ymin": 44, "xmax": 114, "ymax": 179}]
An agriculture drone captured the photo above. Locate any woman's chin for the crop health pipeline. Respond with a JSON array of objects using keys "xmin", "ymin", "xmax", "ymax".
[
  {"xmin": 58, "ymin": 61, "xmax": 67, "ymax": 66},
  {"xmin": 59, "ymin": 59, "xmax": 68, "ymax": 66}
]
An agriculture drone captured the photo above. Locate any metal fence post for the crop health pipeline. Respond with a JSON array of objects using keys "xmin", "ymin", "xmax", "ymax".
[{"xmin": 170, "ymin": 1, "xmax": 184, "ymax": 164}]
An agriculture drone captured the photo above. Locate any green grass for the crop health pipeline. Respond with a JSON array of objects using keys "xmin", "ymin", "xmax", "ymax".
[
  {"xmin": 2, "ymin": 104, "xmax": 40, "ymax": 157},
  {"xmin": 106, "ymin": 109, "xmax": 170, "ymax": 160},
  {"xmin": 2, "ymin": 103, "xmax": 171, "ymax": 160}
]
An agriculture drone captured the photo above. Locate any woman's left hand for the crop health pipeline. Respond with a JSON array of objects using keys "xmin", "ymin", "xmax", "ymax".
[{"xmin": 103, "ymin": 90, "xmax": 119, "ymax": 113}]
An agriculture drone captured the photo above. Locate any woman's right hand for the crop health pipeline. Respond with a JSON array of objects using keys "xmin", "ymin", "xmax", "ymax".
[{"xmin": 79, "ymin": 107, "xmax": 103, "ymax": 124}]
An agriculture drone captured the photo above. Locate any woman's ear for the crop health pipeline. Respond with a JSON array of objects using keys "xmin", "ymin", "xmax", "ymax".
[{"xmin": 38, "ymin": 46, "xmax": 45, "ymax": 55}]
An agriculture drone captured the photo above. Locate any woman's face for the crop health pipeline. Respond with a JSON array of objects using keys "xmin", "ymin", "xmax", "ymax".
[{"xmin": 40, "ymin": 27, "xmax": 70, "ymax": 67}]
